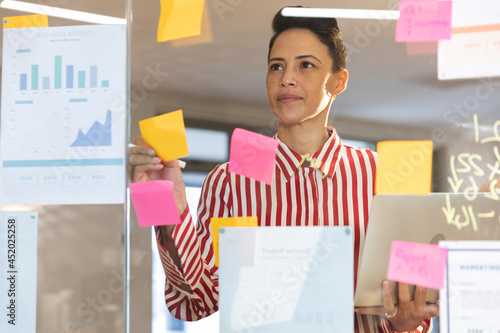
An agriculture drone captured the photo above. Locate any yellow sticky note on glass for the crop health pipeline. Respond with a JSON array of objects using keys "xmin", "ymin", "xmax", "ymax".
[
  {"xmin": 139, "ymin": 110, "xmax": 189, "ymax": 162},
  {"xmin": 157, "ymin": 0, "xmax": 205, "ymax": 42},
  {"xmin": 170, "ymin": 2, "xmax": 213, "ymax": 47},
  {"xmin": 211, "ymin": 217, "xmax": 258, "ymax": 267},
  {"xmin": 376, "ymin": 141, "xmax": 433, "ymax": 194},
  {"xmin": 3, "ymin": 15, "xmax": 49, "ymax": 29}
]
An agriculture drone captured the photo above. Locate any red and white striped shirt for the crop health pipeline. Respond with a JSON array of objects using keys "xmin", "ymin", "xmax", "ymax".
[{"xmin": 155, "ymin": 126, "xmax": 431, "ymax": 333}]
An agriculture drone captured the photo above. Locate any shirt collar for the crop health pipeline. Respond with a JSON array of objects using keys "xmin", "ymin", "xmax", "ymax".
[{"xmin": 274, "ymin": 126, "xmax": 344, "ymax": 182}]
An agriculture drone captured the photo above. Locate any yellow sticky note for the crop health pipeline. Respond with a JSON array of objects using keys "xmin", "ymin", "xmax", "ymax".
[
  {"xmin": 211, "ymin": 217, "xmax": 258, "ymax": 267},
  {"xmin": 3, "ymin": 15, "xmax": 49, "ymax": 29},
  {"xmin": 170, "ymin": 1, "xmax": 213, "ymax": 47},
  {"xmin": 376, "ymin": 141, "xmax": 433, "ymax": 194},
  {"xmin": 157, "ymin": 0, "xmax": 205, "ymax": 42},
  {"xmin": 139, "ymin": 110, "xmax": 189, "ymax": 162}
]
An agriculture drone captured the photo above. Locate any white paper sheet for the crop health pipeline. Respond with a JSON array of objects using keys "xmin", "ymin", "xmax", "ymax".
[
  {"xmin": 438, "ymin": 29, "xmax": 500, "ymax": 80},
  {"xmin": 439, "ymin": 241, "xmax": 500, "ymax": 333},
  {"xmin": 0, "ymin": 25, "xmax": 127, "ymax": 205},
  {"xmin": 438, "ymin": 0, "xmax": 500, "ymax": 80},
  {"xmin": 219, "ymin": 227, "xmax": 353, "ymax": 333},
  {"xmin": 0, "ymin": 211, "xmax": 38, "ymax": 333}
]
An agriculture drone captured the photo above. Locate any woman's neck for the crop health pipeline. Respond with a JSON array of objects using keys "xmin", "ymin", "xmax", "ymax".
[{"xmin": 277, "ymin": 120, "xmax": 330, "ymax": 156}]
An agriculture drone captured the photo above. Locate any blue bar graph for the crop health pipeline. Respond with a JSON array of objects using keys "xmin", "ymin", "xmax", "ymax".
[
  {"xmin": 17, "ymin": 56, "xmax": 109, "ymax": 90},
  {"xmin": 31, "ymin": 65, "xmax": 39, "ymax": 90},
  {"xmin": 55, "ymin": 55, "xmax": 62, "ymax": 89},
  {"xmin": 43, "ymin": 77, "xmax": 50, "ymax": 89},
  {"xmin": 16, "ymin": 49, "xmax": 31, "ymax": 53},
  {"xmin": 70, "ymin": 98, "xmax": 88, "ymax": 103},
  {"xmin": 66, "ymin": 65, "xmax": 74, "ymax": 89},
  {"xmin": 90, "ymin": 66, "xmax": 97, "ymax": 88},
  {"xmin": 20, "ymin": 74, "xmax": 27, "ymax": 90},
  {"xmin": 78, "ymin": 71, "xmax": 85, "ymax": 88},
  {"xmin": 15, "ymin": 100, "xmax": 34, "ymax": 104}
]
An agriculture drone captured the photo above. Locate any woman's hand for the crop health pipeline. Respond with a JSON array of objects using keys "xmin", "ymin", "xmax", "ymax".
[
  {"xmin": 355, "ymin": 281, "xmax": 439, "ymax": 331},
  {"xmin": 381, "ymin": 280, "xmax": 439, "ymax": 332},
  {"xmin": 129, "ymin": 136, "xmax": 187, "ymax": 216}
]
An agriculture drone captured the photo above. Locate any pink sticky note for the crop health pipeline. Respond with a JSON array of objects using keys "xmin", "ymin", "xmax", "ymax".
[
  {"xmin": 396, "ymin": 0, "xmax": 452, "ymax": 42},
  {"xmin": 130, "ymin": 180, "xmax": 181, "ymax": 227},
  {"xmin": 387, "ymin": 241, "xmax": 447, "ymax": 289},
  {"xmin": 228, "ymin": 128, "xmax": 279, "ymax": 185}
]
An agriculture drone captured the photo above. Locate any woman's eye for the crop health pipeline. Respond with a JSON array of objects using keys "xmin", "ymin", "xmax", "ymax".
[
  {"xmin": 270, "ymin": 63, "xmax": 283, "ymax": 71},
  {"xmin": 301, "ymin": 62, "xmax": 314, "ymax": 69}
]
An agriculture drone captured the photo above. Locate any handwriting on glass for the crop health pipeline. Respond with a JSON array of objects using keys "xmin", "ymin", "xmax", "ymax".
[{"xmin": 443, "ymin": 114, "xmax": 500, "ymax": 231}]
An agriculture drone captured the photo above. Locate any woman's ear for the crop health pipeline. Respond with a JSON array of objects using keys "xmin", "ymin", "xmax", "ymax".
[{"xmin": 333, "ymin": 69, "xmax": 348, "ymax": 96}]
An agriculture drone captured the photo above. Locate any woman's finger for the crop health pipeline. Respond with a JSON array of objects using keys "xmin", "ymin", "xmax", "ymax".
[
  {"xmin": 381, "ymin": 280, "xmax": 397, "ymax": 316},
  {"xmin": 425, "ymin": 301, "xmax": 440, "ymax": 318},
  {"xmin": 413, "ymin": 285, "xmax": 427, "ymax": 309},
  {"xmin": 398, "ymin": 282, "xmax": 411, "ymax": 305},
  {"xmin": 129, "ymin": 144, "xmax": 156, "ymax": 157},
  {"xmin": 130, "ymin": 153, "xmax": 161, "ymax": 167}
]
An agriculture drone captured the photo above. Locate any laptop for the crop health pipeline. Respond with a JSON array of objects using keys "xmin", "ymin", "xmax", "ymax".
[
  {"xmin": 354, "ymin": 193, "xmax": 500, "ymax": 307},
  {"xmin": 219, "ymin": 226, "xmax": 354, "ymax": 333}
]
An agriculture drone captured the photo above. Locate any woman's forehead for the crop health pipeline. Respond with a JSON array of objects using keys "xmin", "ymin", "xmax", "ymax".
[{"xmin": 270, "ymin": 28, "xmax": 331, "ymax": 60}]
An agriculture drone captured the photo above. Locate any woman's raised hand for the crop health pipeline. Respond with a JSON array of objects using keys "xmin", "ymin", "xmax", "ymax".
[{"xmin": 129, "ymin": 136, "xmax": 187, "ymax": 215}]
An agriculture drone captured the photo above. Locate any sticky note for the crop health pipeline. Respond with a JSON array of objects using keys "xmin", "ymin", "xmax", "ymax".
[
  {"xmin": 395, "ymin": 0, "xmax": 452, "ymax": 42},
  {"xmin": 387, "ymin": 241, "xmax": 447, "ymax": 290},
  {"xmin": 157, "ymin": 0, "xmax": 205, "ymax": 42},
  {"xmin": 228, "ymin": 128, "xmax": 279, "ymax": 185},
  {"xmin": 3, "ymin": 14, "xmax": 49, "ymax": 29},
  {"xmin": 375, "ymin": 141, "xmax": 433, "ymax": 194},
  {"xmin": 130, "ymin": 180, "xmax": 181, "ymax": 227},
  {"xmin": 170, "ymin": 2, "xmax": 213, "ymax": 47},
  {"xmin": 211, "ymin": 217, "xmax": 258, "ymax": 267},
  {"xmin": 139, "ymin": 110, "xmax": 189, "ymax": 162}
]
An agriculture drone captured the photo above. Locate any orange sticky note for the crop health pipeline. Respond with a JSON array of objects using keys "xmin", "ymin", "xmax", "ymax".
[
  {"xmin": 157, "ymin": 0, "xmax": 205, "ymax": 42},
  {"xmin": 139, "ymin": 110, "xmax": 189, "ymax": 162},
  {"xmin": 3, "ymin": 15, "xmax": 49, "ymax": 29},
  {"xmin": 375, "ymin": 141, "xmax": 433, "ymax": 194},
  {"xmin": 210, "ymin": 217, "xmax": 258, "ymax": 267}
]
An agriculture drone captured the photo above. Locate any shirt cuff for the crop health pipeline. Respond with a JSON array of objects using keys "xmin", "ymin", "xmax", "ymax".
[{"xmin": 379, "ymin": 317, "xmax": 432, "ymax": 333}]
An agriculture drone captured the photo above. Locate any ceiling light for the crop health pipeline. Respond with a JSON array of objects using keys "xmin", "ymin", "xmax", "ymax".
[
  {"xmin": 0, "ymin": 0, "xmax": 126, "ymax": 25},
  {"xmin": 281, "ymin": 7, "xmax": 400, "ymax": 20}
]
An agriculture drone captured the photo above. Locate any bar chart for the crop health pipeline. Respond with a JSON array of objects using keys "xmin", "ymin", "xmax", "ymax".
[
  {"xmin": 1, "ymin": 24, "xmax": 127, "ymax": 205},
  {"xmin": 18, "ymin": 54, "xmax": 110, "ymax": 91}
]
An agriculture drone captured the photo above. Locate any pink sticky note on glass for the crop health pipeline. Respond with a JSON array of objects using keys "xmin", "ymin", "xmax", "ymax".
[
  {"xmin": 396, "ymin": 0, "xmax": 452, "ymax": 42},
  {"xmin": 130, "ymin": 180, "xmax": 181, "ymax": 227},
  {"xmin": 228, "ymin": 128, "xmax": 279, "ymax": 186},
  {"xmin": 387, "ymin": 241, "xmax": 447, "ymax": 289}
]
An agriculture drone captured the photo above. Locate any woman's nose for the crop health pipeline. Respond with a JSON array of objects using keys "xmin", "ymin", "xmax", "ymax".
[{"xmin": 281, "ymin": 69, "xmax": 297, "ymax": 87}]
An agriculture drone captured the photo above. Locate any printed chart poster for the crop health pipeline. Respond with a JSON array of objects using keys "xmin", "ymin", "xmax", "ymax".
[
  {"xmin": 439, "ymin": 241, "xmax": 500, "ymax": 333},
  {"xmin": 0, "ymin": 212, "xmax": 38, "ymax": 333},
  {"xmin": 1, "ymin": 24, "xmax": 127, "ymax": 205},
  {"xmin": 438, "ymin": 0, "xmax": 500, "ymax": 80}
]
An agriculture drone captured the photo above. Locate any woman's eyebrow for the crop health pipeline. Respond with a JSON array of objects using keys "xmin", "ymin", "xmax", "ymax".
[
  {"xmin": 296, "ymin": 55, "xmax": 322, "ymax": 64},
  {"xmin": 268, "ymin": 57, "xmax": 284, "ymax": 63},
  {"xmin": 268, "ymin": 55, "xmax": 322, "ymax": 64}
]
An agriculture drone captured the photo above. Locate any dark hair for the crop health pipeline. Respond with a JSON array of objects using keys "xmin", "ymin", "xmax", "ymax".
[{"xmin": 268, "ymin": 7, "xmax": 347, "ymax": 72}]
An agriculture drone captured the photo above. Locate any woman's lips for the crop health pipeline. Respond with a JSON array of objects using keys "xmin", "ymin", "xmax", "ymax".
[{"xmin": 278, "ymin": 94, "xmax": 303, "ymax": 104}]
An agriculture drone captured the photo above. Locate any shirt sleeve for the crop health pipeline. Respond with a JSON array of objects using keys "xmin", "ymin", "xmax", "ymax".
[
  {"xmin": 379, "ymin": 317, "xmax": 432, "ymax": 333},
  {"xmin": 154, "ymin": 164, "xmax": 230, "ymax": 321}
]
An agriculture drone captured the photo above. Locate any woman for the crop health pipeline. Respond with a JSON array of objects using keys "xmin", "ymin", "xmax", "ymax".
[{"xmin": 130, "ymin": 8, "xmax": 438, "ymax": 333}]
